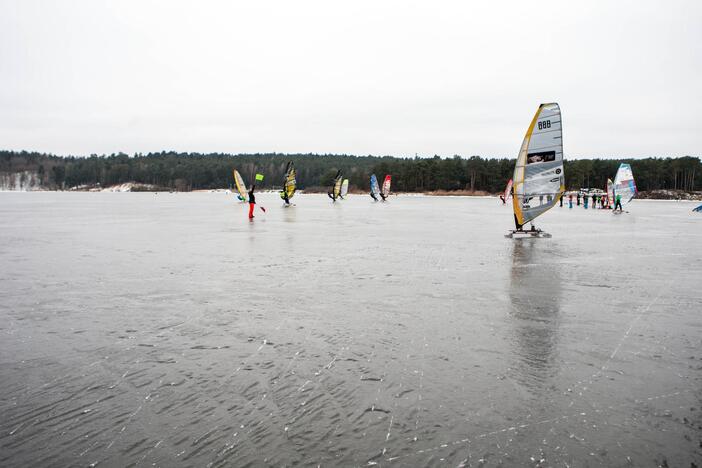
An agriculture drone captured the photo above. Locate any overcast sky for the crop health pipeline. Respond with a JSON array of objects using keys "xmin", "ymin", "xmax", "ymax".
[{"xmin": 1, "ymin": 0, "xmax": 700, "ymax": 158}]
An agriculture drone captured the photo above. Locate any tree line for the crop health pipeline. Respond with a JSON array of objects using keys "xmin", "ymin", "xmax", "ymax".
[{"xmin": 1, "ymin": 150, "xmax": 699, "ymax": 193}]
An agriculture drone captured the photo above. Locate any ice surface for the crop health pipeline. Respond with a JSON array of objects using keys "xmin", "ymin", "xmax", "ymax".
[{"xmin": 0, "ymin": 192, "xmax": 700, "ymax": 466}]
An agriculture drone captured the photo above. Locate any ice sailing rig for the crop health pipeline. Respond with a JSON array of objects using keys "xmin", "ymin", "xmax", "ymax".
[{"xmin": 506, "ymin": 102, "xmax": 565, "ymax": 238}]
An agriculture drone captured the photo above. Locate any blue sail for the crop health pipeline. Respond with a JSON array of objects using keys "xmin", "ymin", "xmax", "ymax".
[{"xmin": 370, "ymin": 174, "xmax": 380, "ymax": 199}]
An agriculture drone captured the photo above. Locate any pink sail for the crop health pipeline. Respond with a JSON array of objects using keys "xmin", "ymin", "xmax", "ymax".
[
  {"xmin": 503, "ymin": 178, "xmax": 513, "ymax": 200},
  {"xmin": 381, "ymin": 175, "xmax": 392, "ymax": 198}
]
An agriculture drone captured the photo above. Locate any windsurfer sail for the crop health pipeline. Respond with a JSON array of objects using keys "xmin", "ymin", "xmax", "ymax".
[
  {"xmin": 500, "ymin": 179, "xmax": 513, "ymax": 204},
  {"xmin": 613, "ymin": 163, "xmax": 637, "ymax": 206},
  {"xmin": 232, "ymin": 169, "xmax": 248, "ymax": 202},
  {"xmin": 380, "ymin": 175, "xmax": 391, "ymax": 201},
  {"xmin": 340, "ymin": 179, "xmax": 349, "ymax": 199},
  {"xmin": 370, "ymin": 174, "xmax": 380, "ymax": 201},
  {"xmin": 328, "ymin": 170, "xmax": 342, "ymax": 202},
  {"xmin": 510, "ymin": 102, "xmax": 565, "ymax": 235},
  {"xmin": 606, "ymin": 178, "xmax": 614, "ymax": 209},
  {"xmin": 280, "ymin": 161, "xmax": 296, "ymax": 205}
]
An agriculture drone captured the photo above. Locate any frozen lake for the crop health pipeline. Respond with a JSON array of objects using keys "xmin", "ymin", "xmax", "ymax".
[{"xmin": 0, "ymin": 192, "xmax": 700, "ymax": 467}]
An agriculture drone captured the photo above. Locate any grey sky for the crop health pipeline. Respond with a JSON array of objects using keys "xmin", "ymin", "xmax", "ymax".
[{"xmin": 1, "ymin": 0, "xmax": 700, "ymax": 158}]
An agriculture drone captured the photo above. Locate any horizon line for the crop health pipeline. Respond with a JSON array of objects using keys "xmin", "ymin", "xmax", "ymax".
[{"xmin": 2, "ymin": 149, "xmax": 699, "ymax": 161}]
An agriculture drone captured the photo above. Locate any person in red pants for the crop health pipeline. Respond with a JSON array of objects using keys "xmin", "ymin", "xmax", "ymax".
[{"xmin": 248, "ymin": 185, "xmax": 256, "ymax": 219}]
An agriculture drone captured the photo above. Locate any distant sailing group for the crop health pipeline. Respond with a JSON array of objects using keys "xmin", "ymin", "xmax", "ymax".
[
  {"xmin": 324, "ymin": 171, "xmax": 392, "ymax": 203},
  {"xmin": 232, "ymin": 161, "xmax": 393, "ymax": 215},
  {"xmin": 500, "ymin": 162, "xmax": 637, "ymax": 211},
  {"xmin": 233, "ymin": 103, "xmax": 641, "ymax": 235}
]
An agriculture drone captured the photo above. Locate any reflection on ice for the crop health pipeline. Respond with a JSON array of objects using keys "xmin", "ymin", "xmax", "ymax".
[{"xmin": 508, "ymin": 240, "xmax": 562, "ymax": 392}]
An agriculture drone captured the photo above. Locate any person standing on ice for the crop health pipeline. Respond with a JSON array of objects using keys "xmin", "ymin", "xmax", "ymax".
[
  {"xmin": 614, "ymin": 193, "xmax": 623, "ymax": 212},
  {"xmin": 568, "ymin": 193, "xmax": 573, "ymax": 209},
  {"xmin": 248, "ymin": 185, "xmax": 256, "ymax": 219}
]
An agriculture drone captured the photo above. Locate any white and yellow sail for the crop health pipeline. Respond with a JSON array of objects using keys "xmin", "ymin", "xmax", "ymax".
[
  {"xmin": 283, "ymin": 162, "xmax": 296, "ymax": 199},
  {"xmin": 512, "ymin": 103, "xmax": 565, "ymax": 228},
  {"xmin": 333, "ymin": 174, "xmax": 343, "ymax": 198},
  {"xmin": 232, "ymin": 169, "xmax": 248, "ymax": 202}
]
